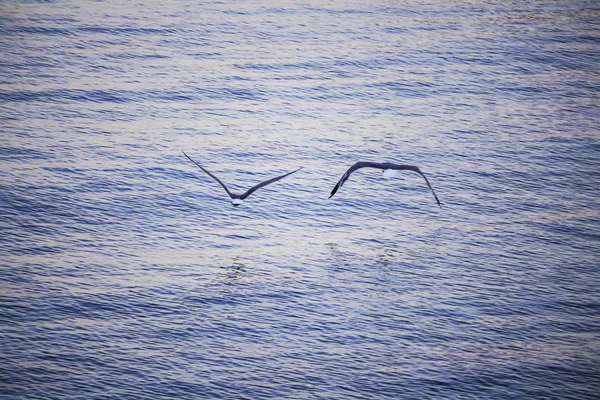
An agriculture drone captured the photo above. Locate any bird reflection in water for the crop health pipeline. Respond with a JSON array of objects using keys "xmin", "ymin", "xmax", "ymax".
[{"xmin": 222, "ymin": 255, "xmax": 246, "ymax": 282}]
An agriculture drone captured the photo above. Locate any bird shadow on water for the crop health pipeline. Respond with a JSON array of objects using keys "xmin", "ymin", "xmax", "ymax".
[
  {"xmin": 180, "ymin": 253, "xmax": 251, "ymax": 311},
  {"xmin": 325, "ymin": 242, "xmax": 357, "ymax": 273},
  {"xmin": 323, "ymin": 241, "xmax": 415, "ymax": 300},
  {"xmin": 326, "ymin": 239, "xmax": 431, "ymax": 279},
  {"xmin": 220, "ymin": 255, "xmax": 247, "ymax": 282},
  {"xmin": 325, "ymin": 240, "xmax": 403, "ymax": 271}
]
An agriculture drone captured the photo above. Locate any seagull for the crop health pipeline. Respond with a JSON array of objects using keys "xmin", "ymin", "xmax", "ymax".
[
  {"xmin": 182, "ymin": 151, "xmax": 303, "ymax": 207},
  {"xmin": 329, "ymin": 161, "xmax": 442, "ymax": 208}
]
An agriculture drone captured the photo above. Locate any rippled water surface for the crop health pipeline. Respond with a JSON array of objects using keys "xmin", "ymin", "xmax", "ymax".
[{"xmin": 1, "ymin": 1, "xmax": 599, "ymax": 399}]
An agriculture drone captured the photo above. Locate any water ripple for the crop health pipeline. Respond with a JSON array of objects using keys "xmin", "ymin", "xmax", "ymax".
[{"xmin": 1, "ymin": 1, "xmax": 599, "ymax": 399}]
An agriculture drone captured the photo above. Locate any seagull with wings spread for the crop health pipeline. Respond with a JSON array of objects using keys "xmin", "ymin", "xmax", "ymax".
[
  {"xmin": 183, "ymin": 151, "xmax": 303, "ymax": 207},
  {"xmin": 329, "ymin": 161, "xmax": 442, "ymax": 208}
]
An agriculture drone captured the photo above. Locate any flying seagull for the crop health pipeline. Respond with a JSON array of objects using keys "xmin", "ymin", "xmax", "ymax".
[
  {"xmin": 329, "ymin": 161, "xmax": 442, "ymax": 208},
  {"xmin": 182, "ymin": 151, "xmax": 303, "ymax": 207}
]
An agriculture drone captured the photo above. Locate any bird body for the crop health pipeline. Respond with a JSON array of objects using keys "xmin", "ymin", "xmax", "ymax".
[
  {"xmin": 183, "ymin": 151, "xmax": 302, "ymax": 207},
  {"xmin": 329, "ymin": 161, "xmax": 441, "ymax": 208},
  {"xmin": 382, "ymin": 169, "xmax": 398, "ymax": 179}
]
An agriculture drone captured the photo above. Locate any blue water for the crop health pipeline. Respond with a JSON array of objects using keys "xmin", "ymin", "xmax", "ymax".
[{"xmin": 1, "ymin": 1, "xmax": 599, "ymax": 398}]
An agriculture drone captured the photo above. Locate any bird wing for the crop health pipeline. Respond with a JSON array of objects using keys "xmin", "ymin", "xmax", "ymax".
[
  {"xmin": 239, "ymin": 167, "xmax": 303, "ymax": 200},
  {"xmin": 182, "ymin": 151, "xmax": 234, "ymax": 199},
  {"xmin": 388, "ymin": 164, "xmax": 442, "ymax": 208},
  {"xmin": 329, "ymin": 161, "xmax": 385, "ymax": 198}
]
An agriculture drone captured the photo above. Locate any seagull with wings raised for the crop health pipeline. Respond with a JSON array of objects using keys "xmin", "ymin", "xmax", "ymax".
[
  {"xmin": 329, "ymin": 161, "xmax": 441, "ymax": 208},
  {"xmin": 183, "ymin": 151, "xmax": 303, "ymax": 207}
]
